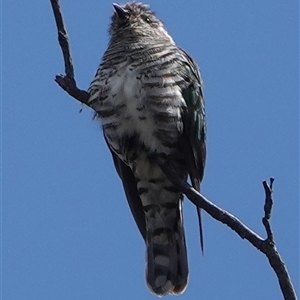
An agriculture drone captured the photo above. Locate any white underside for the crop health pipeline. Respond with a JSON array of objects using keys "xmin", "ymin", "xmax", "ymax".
[{"xmin": 102, "ymin": 61, "xmax": 183, "ymax": 154}]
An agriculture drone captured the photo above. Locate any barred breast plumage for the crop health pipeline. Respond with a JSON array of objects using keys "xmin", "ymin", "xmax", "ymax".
[{"xmin": 89, "ymin": 44, "xmax": 190, "ymax": 158}]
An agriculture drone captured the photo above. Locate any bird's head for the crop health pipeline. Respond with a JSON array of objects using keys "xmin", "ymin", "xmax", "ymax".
[{"xmin": 109, "ymin": 2, "xmax": 174, "ymax": 44}]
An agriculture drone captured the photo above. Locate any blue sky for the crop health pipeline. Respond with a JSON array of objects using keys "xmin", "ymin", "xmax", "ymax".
[{"xmin": 2, "ymin": 0, "xmax": 299, "ymax": 299}]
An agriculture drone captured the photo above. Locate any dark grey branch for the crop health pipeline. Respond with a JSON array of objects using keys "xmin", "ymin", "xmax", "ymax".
[
  {"xmin": 50, "ymin": 1, "xmax": 297, "ymax": 299},
  {"xmin": 50, "ymin": 0, "xmax": 89, "ymax": 105},
  {"xmin": 262, "ymin": 178, "xmax": 275, "ymax": 242},
  {"xmin": 260, "ymin": 179, "xmax": 296, "ymax": 300}
]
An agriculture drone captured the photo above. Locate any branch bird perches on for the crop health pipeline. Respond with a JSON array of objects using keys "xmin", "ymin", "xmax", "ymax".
[{"xmin": 49, "ymin": 1, "xmax": 297, "ymax": 299}]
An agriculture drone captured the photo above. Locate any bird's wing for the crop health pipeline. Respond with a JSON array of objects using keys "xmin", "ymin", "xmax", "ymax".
[
  {"xmin": 179, "ymin": 48, "xmax": 206, "ymax": 188},
  {"xmin": 104, "ymin": 135, "xmax": 147, "ymax": 241},
  {"xmin": 179, "ymin": 48, "xmax": 206, "ymax": 252}
]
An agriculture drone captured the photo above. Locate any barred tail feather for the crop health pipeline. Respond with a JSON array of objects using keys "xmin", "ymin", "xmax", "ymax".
[{"xmin": 145, "ymin": 201, "xmax": 188, "ymax": 296}]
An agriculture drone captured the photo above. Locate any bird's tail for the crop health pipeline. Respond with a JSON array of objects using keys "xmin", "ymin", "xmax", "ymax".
[{"xmin": 145, "ymin": 198, "xmax": 188, "ymax": 296}]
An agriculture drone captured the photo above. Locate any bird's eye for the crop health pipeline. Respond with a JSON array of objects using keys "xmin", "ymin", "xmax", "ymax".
[{"xmin": 143, "ymin": 16, "xmax": 151, "ymax": 23}]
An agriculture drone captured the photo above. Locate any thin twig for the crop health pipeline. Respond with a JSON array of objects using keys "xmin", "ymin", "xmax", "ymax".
[
  {"xmin": 50, "ymin": 1, "xmax": 298, "ymax": 299},
  {"xmin": 262, "ymin": 178, "xmax": 275, "ymax": 242}
]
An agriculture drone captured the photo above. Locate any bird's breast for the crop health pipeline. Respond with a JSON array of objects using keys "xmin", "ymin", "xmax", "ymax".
[
  {"xmin": 98, "ymin": 64, "xmax": 157, "ymax": 149},
  {"xmin": 91, "ymin": 61, "xmax": 184, "ymax": 155}
]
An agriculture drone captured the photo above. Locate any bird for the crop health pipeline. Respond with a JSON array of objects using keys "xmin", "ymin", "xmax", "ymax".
[{"xmin": 88, "ymin": 2, "xmax": 206, "ymax": 296}]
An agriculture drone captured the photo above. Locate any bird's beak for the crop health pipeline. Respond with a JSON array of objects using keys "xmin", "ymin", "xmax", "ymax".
[{"xmin": 113, "ymin": 3, "xmax": 129, "ymax": 19}]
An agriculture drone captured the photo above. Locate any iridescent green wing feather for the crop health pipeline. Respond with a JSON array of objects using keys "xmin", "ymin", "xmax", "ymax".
[
  {"xmin": 180, "ymin": 48, "xmax": 206, "ymax": 252},
  {"xmin": 180, "ymin": 48, "xmax": 206, "ymax": 188}
]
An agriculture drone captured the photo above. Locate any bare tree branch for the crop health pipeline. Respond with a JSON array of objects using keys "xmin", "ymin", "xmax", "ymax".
[
  {"xmin": 50, "ymin": 0, "xmax": 89, "ymax": 105},
  {"xmin": 50, "ymin": 1, "xmax": 298, "ymax": 299},
  {"xmin": 260, "ymin": 179, "xmax": 296, "ymax": 300},
  {"xmin": 262, "ymin": 178, "xmax": 275, "ymax": 241}
]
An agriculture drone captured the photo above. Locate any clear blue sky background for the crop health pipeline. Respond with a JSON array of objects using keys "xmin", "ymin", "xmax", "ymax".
[{"xmin": 2, "ymin": 1, "xmax": 299, "ymax": 299}]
